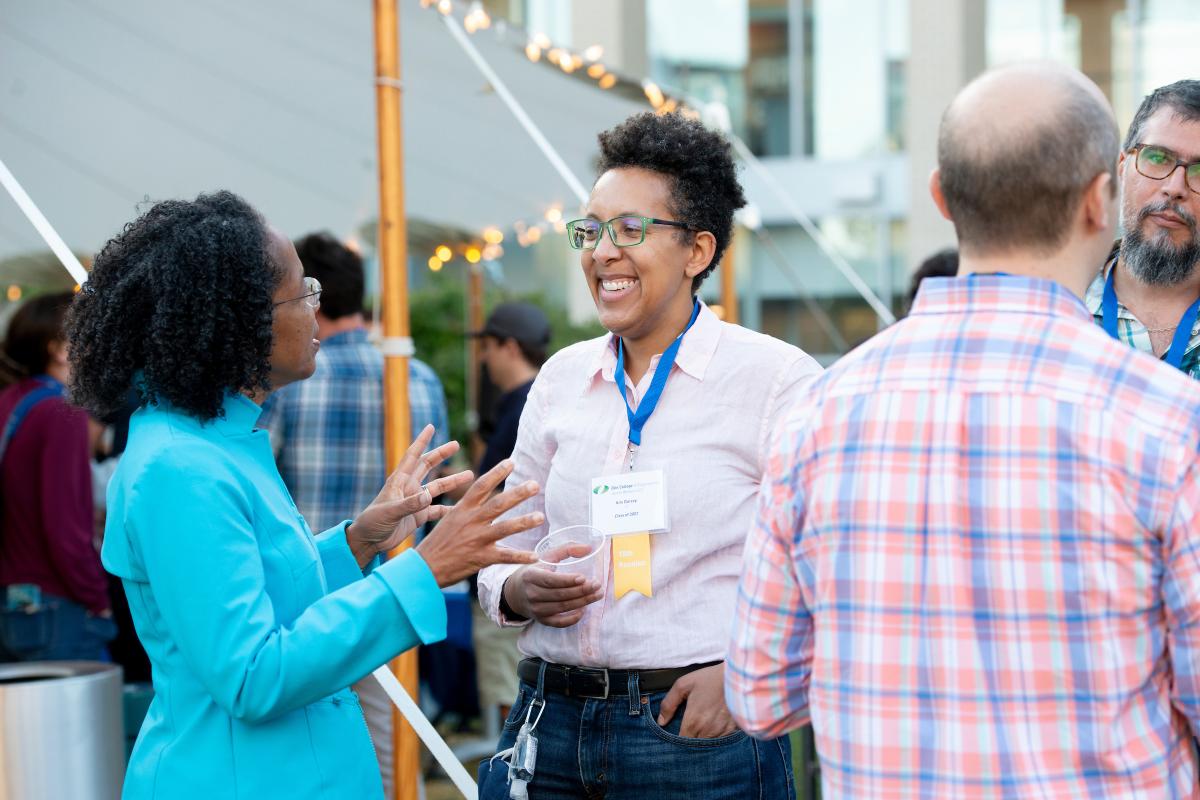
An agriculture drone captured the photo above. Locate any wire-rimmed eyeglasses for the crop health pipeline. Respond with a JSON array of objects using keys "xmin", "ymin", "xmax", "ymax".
[{"xmin": 273, "ymin": 276, "xmax": 322, "ymax": 309}]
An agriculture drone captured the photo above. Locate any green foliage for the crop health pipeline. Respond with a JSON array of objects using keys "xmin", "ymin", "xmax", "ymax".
[{"xmin": 408, "ymin": 269, "xmax": 605, "ymax": 448}]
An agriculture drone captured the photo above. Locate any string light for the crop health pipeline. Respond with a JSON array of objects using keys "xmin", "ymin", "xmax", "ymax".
[
  {"xmin": 435, "ymin": 245, "xmax": 453, "ymax": 262},
  {"xmin": 598, "ymin": 73, "xmax": 617, "ymax": 90},
  {"xmin": 482, "ymin": 244, "xmax": 503, "ymax": 261},
  {"xmin": 586, "ymin": 63, "xmax": 606, "ymax": 79},
  {"xmin": 525, "ymin": 42, "xmax": 542, "ymax": 62},
  {"xmin": 465, "ymin": 246, "xmax": 482, "ymax": 263},
  {"xmin": 643, "ymin": 80, "xmax": 665, "ymax": 109},
  {"xmin": 436, "ymin": 0, "xmax": 452, "ymax": 15},
  {"xmin": 544, "ymin": 206, "xmax": 562, "ymax": 223},
  {"xmin": 482, "ymin": 227, "xmax": 504, "ymax": 244},
  {"xmin": 526, "ymin": 227, "xmax": 542, "ymax": 244},
  {"xmin": 583, "ymin": 45, "xmax": 604, "ymax": 62},
  {"xmin": 532, "ymin": 33, "xmax": 551, "ymax": 49},
  {"xmin": 547, "ymin": 48, "xmax": 566, "ymax": 66},
  {"xmin": 463, "ymin": 1, "xmax": 491, "ymax": 33},
  {"xmin": 6, "ymin": 285, "xmax": 20, "ymax": 302}
]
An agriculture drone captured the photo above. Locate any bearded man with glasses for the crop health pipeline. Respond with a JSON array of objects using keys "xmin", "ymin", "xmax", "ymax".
[{"xmin": 1085, "ymin": 79, "xmax": 1200, "ymax": 377}]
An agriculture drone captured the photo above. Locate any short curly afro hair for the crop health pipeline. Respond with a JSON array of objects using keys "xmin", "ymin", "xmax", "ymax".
[
  {"xmin": 66, "ymin": 190, "xmax": 280, "ymax": 422},
  {"xmin": 595, "ymin": 111, "xmax": 746, "ymax": 292}
]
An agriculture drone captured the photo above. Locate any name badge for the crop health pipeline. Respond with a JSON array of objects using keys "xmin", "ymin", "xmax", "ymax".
[{"xmin": 589, "ymin": 469, "xmax": 668, "ymax": 536}]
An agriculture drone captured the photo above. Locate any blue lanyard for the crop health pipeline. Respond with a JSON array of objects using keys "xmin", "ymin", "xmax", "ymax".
[
  {"xmin": 614, "ymin": 300, "xmax": 701, "ymax": 454},
  {"xmin": 1101, "ymin": 265, "xmax": 1200, "ymax": 372}
]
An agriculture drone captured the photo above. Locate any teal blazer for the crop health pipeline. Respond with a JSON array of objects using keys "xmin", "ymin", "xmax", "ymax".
[{"xmin": 103, "ymin": 393, "xmax": 446, "ymax": 799}]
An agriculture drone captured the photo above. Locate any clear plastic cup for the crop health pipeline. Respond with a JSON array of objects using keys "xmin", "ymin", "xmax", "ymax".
[{"xmin": 534, "ymin": 525, "xmax": 606, "ymax": 580}]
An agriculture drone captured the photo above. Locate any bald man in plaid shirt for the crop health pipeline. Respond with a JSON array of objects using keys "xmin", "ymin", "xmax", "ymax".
[{"xmin": 729, "ymin": 64, "xmax": 1200, "ymax": 798}]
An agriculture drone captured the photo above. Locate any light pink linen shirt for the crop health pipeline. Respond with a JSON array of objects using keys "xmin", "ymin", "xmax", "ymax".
[{"xmin": 478, "ymin": 302, "xmax": 822, "ymax": 669}]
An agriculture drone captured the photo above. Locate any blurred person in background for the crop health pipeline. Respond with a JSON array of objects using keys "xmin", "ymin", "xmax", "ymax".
[
  {"xmin": 467, "ymin": 301, "xmax": 551, "ymax": 724},
  {"xmin": 68, "ymin": 191, "xmax": 542, "ymax": 799},
  {"xmin": 259, "ymin": 231, "xmax": 450, "ymax": 795},
  {"xmin": 0, "ymin": 291, "xmax": 115, "ymax": 662},
  {"xmin": 906, "ymin": 247, "xmax": 958, "ymax": 311}
]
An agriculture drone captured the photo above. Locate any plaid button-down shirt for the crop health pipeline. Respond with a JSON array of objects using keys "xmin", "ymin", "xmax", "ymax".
[
  {"xmin": 728, "ymin": 275, "xmax": 1200, "ymax": 799},
  {"xmin": 259, "ymin": 328, "xmax": 449, "ymax": 533}
]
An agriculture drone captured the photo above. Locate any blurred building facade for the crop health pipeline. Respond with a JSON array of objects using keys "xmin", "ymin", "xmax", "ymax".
[{"xmin": 481, "ymin": 0, "xmax": 1199, "ymax": 359}]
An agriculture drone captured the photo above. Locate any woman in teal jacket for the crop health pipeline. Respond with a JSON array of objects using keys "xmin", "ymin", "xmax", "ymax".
[{"xmin": 65, "ymin": 192, "xmax": 541, "ymax": 799}]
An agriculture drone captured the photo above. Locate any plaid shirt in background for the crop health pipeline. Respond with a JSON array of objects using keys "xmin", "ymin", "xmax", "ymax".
[
  {"xmin": 259, "ymin": 328, "xmax": 449, "ymax": 533},
  {"xmin": 1085, "ymin": 243, "xmax": 1200, "ymax": 380},
  {"xmin": 728, "ymin": 275, "xmax": 1200, "ymax": 799}
]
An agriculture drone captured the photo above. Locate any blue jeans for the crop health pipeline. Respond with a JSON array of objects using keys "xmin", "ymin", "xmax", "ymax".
[
  {"xmin": 479, "ymin": 671, "xmax": 794, "ymax": 800},
  {"xmin": 0, "ymin": 591, "xmax": 116, "ymax": 662}
]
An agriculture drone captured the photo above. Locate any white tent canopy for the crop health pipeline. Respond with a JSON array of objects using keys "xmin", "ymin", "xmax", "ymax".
[{"xmin": 0, "ymin": 0, "xmax": 648, "ymax": 277}]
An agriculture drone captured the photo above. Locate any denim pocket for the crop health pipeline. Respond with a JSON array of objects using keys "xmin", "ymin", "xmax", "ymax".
[
  {"xmin": 641, "ymin": 694, "xmax": 749, "ymax": 749},
  {"xmin": 0, "ymin": 607, "xmax": 53, "ymax": 658},
  {"xmin": 502, "ymin": 686, "xmax": 531, "ymax": 730}
]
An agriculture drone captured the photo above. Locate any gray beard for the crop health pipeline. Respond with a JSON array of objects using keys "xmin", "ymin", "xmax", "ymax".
[{"xmin": 1122, "ymin": 201, "xmax": 1200, "ymax": 288}]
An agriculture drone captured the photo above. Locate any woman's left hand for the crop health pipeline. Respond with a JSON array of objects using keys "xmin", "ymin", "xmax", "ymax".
[{"xmin": 346, "ymin": 425, "xmax": 475, "ymax": 568}]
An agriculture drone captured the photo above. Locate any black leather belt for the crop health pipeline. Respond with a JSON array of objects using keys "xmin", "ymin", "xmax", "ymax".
[{"xmin": 518, "ymin": 658, "xmax": 720, "ymax": 699}]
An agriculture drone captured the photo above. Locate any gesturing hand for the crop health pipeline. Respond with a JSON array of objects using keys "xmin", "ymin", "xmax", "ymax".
[
  {"xmin": 414, "ymin": 458, "xmax": 543, "ymax": 588},
  {"xmin": 346, "ymin": 425, "xmax": 474, "ymax": 567}
]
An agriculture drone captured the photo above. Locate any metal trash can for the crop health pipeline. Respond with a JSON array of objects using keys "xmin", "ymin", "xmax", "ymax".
[{"xmin": 0, "ymin": 661, "xmax": 123, "ymax": 800}]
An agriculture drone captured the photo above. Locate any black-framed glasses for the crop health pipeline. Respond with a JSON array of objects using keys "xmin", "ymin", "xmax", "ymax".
[
  {"xmin": 564, "ymin": 216, "xmax": 694, "ymax": 250},
  {"xmin": 273, "ymin": 276, "xmax": 322, "ymax": 309},
  {"xmin": 1130, "ymin": 143, "xmax": 1200, "ymax": 195}
]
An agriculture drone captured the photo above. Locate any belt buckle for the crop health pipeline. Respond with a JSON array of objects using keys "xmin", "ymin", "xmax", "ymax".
[{"xmin": 598, "ymin": 668, "xmax": 609, "ymax": 700}]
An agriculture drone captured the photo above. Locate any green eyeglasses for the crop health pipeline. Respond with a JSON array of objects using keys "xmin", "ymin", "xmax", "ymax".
[
  {"xmin": 1130, "ymin": 143, "xmax": 1200, "ymax": 195},
  {"xmin": 565, "ymin": 216, "xmax": 695, "ymax": 250},
  {"xmin": 273, "ymin": 276, "xmax": 322, "ymax": 309}
]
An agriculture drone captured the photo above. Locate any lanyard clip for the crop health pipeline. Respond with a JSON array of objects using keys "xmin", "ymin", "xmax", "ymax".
[{"xmin": 626, "ymin": 442, "xmax": 638, "ymax": 472}]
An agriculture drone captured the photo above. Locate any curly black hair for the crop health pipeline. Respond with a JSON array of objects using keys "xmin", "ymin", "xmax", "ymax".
[
  {"xmin": 66, "ymin": 190, "xmax": 281, "ymax": 421},
  {"xmin": 595, "ymin": 111, "xmax": 746, "ymax": 292}
]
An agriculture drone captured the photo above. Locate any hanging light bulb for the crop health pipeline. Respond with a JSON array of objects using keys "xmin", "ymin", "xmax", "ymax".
[
  {"xmin": 435, "ymin": 245, "xmax": 453, "ymax": 262},
  {"xmin": 436, "ymin": 0, "xmax": 452, "ymax": 15},
  {"xmin": 525, "ymin": 42, "xmax": 542, "ymax": 61},
  {"xmin": 465, "ymin": 246, "xmax": 482, "ymax": 263},
  {"xmin": 427, "ymin": 256, "xmax": 442, "ymax": 271},
  {"xmin": 586, "ymin": 63, "xmax": 606, "ymax": 79},
  {"xmin": 6, "ymin": 285, "xmax": 21, "ymax": 302},
  {"xmin": 583, "ymin": 44, "xmax": 604, "ymax": 62},
  {"xmin": 544, "ymin": 206, "xmax": 562, "ymax": 223},
  {"xmin": 643, "ymin": 80, "xmax": 665, "ymax": 108},
  {"xmin": 482, "ymin": 227, "xmax": 504, "ymax": 244},
  {"xmin": 598, "ymin": 73, "xmax": 618, "ymax": 90},
  {"xmin": 464, "ymin": 1, "xmax": 491, "ymax": 32}
]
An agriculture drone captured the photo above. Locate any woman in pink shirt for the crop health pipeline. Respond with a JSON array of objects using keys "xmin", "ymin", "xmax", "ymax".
[{"xmin": 476, "ymin": 112, "xmax": 822, "ymax": 799}]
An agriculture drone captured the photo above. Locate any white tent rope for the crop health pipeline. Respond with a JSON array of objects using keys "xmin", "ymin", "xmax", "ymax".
[
  {"xmin": 728, "ymin": 137, "xmax": 896, "ymax": 326},
  {"xmin": 0, "ymin": 157, "xmax": 88, "ymax": 285},
  {"xmin": 371, "ymin": 665, "xmax": 478, "ymax": 799},
  {"xmin": 440, "ymin": 15, "xmax": 590, "ymax": 206}
]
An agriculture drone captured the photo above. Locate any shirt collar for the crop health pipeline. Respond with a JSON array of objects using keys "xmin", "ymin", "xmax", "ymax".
[
  {"xmin": 910, "ymin": 274, "xmax": 1092, "ymax": 324},
  {"xmin": 589, "ymin": 300, "xmax": 722, "ymax": 385},
  {"xmin": 212, "ymin": 392, "xmax": 265, "ymax": 436},
  {"xmin": 1084, "ymin": 241, "xmax": 1126, "ymax": 318}
]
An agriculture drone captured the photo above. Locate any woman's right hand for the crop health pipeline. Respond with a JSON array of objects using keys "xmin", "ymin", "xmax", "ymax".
[{"xmin": 414, "ymin": 459, "xmax": 542, "ymax": 588}]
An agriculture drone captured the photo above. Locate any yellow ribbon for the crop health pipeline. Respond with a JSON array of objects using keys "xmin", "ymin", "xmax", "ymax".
[{"xmin": 612, "ymin": 532, "xmax": 652, "ymax": 599}]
